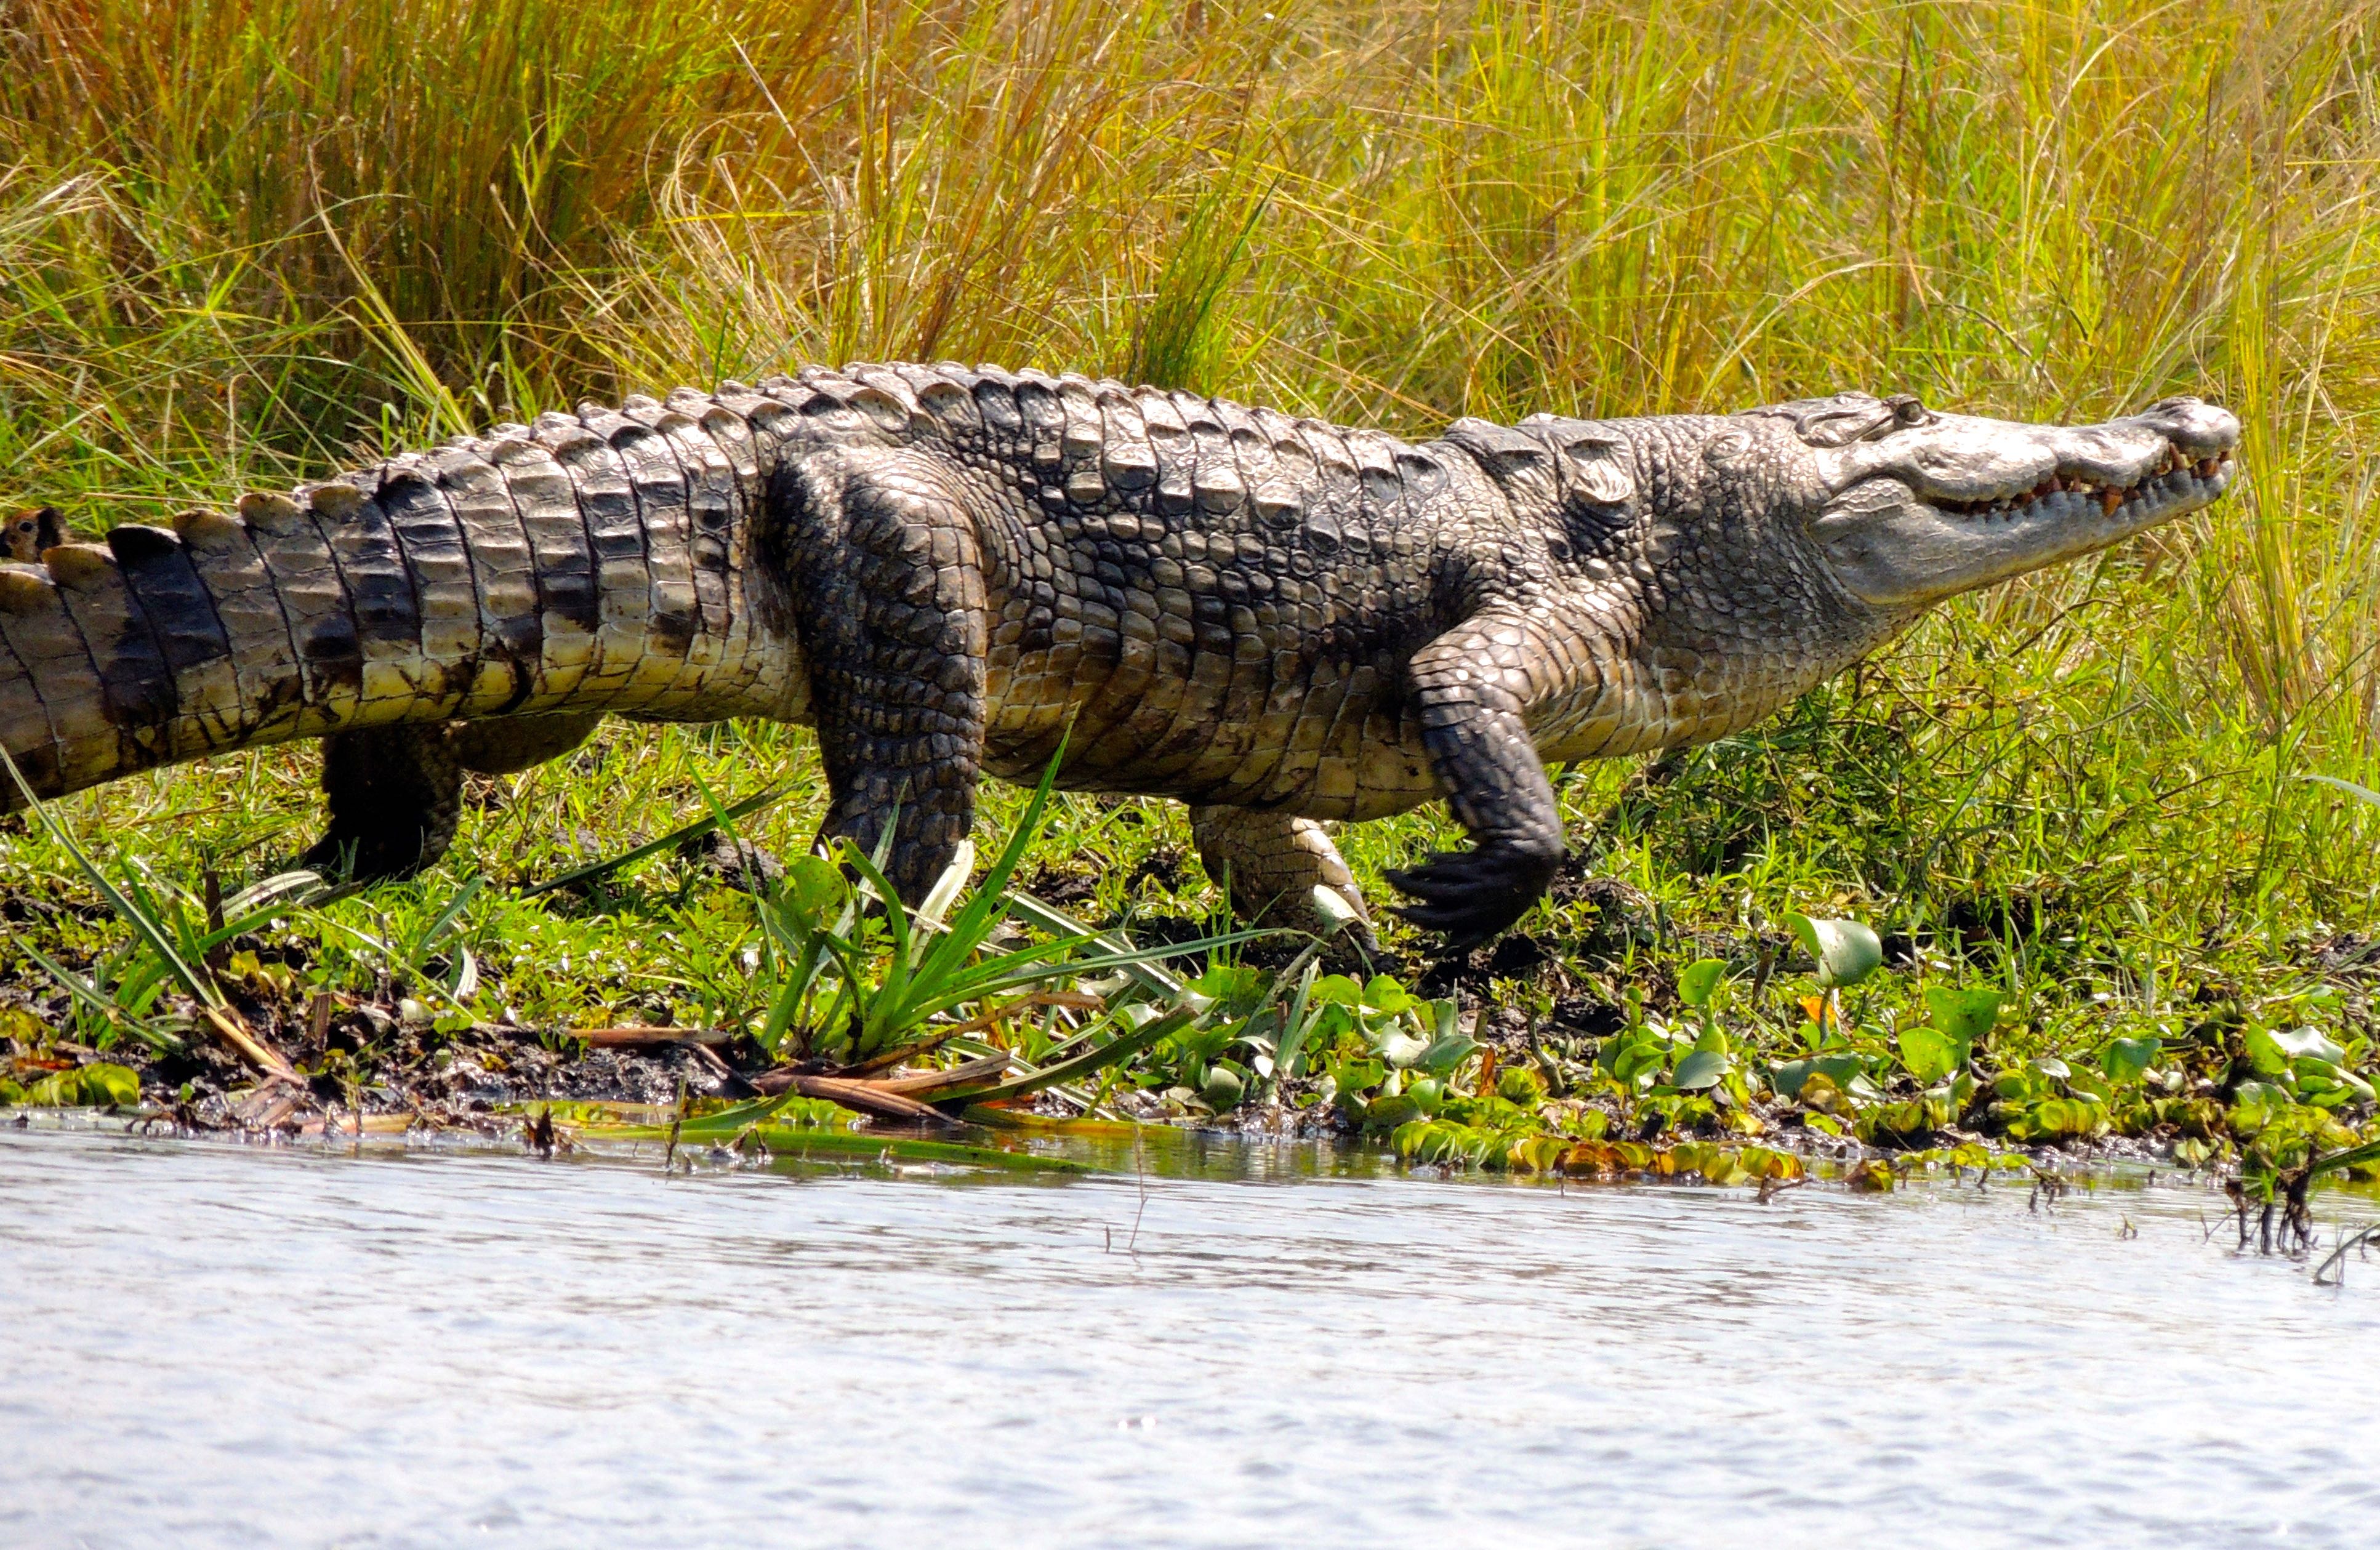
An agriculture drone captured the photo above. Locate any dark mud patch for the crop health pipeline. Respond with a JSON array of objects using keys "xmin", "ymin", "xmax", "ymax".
[{"xmin": 1, "ymin": 986, "xmax": 765, "ymax": 1138}]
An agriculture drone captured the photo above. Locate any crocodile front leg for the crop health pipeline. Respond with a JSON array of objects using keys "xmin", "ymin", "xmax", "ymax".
[
  {"xmin": 1384, "ymin": 606, "xmax": 1572, "ymax": 950},
  {"xmin": 781, "ymin": 449, "xmax": 989, "ymax": 903}
]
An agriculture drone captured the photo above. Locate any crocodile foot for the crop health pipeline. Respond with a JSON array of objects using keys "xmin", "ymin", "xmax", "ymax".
[{"xmin": 1383, "ymin": 841, "xmax": 1562, "ymax": 953}]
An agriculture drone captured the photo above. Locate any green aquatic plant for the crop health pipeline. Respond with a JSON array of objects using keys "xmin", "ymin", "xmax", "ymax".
[
  {"xmin": 691, "ymin": 752, "xmax": 1249, "ymax": 1074},
  {"xmin": 1786, "ymin": 915, "xmax": 1884, "ymax": 991},
  {"xmin": 0, "ymin": 1059, "xmax": 139, "ymax": 1107}
]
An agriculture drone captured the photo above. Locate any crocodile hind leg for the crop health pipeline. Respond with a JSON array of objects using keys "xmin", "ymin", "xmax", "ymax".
[
  {"xmin": 305, "ymin": 712, "xmax": 604, "ymax": 881},
  {"xmin": 781, "ymin": 449, "xmax": 988, "ymax": 903},
  {"xmin": 1189, "ymin": 805, "xmax": 1379, "ymax": 947},
  {"xmin": 303, "ymin": 725, "xmax": 465, "ymax": 881},
  {"xmin": 448, "ymin": 710, "xmax": 606, "ymax": 778}
]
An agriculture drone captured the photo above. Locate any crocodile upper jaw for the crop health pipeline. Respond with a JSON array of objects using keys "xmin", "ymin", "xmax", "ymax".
[{"xmin": 1809, "ymin": 399, "xmax": 2241, "ymax": 609}]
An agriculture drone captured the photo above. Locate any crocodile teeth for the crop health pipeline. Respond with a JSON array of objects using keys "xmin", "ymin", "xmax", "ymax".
[{"xmin": 1937, "ymin": 452, "xmax": 2212, "ymax": 521}]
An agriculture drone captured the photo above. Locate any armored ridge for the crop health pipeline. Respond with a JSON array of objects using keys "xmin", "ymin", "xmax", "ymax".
[{"xmin": 1, "ymin": 364, "xmax": 2241, "ymax": 948}]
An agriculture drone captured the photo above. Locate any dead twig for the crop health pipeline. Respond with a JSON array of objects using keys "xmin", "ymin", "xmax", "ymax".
[
  {"xmin": 2314, "ymin": 1224, "xmax": 2380, "ymax": 1287},
  {"xmin": 569, "ymin": 1026, "xmax": 738, "ymax": 1048},
  {"xmin": 838, "ymin": 991, "xmax": 1105, "ymax": 1078},
  {"xmin": 203, "ymin": 1005, "xmax": 305, "ymax": 1088}
]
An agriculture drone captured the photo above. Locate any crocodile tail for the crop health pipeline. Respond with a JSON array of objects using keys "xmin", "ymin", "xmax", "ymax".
[{"xmin": 0, "ymin": 386, "xmax": 816, "ymax": 813}]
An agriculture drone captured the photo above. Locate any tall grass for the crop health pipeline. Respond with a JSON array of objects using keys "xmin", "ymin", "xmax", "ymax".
[{"xmin": 2, "ymin": 0, "xmax": 2376, "ymax": 984}]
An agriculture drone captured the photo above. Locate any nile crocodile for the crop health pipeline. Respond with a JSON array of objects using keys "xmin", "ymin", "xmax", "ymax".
[{"xmin": 0, "ymin": 366, "xmax": 2238, "ymax": 949}]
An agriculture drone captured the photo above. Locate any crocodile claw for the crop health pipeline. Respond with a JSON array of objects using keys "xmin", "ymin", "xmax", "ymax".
[{"xmin": 1384, "ymin": 843, "xmax": 1564, "ymax": 953}]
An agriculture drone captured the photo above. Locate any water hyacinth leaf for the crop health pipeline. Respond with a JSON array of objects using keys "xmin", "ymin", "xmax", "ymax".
[
  {"xmin": 2027, "ymin": 1055, "xmax": 2070, "ymax": 1082},
  {"xmin": 2226, "ymin": 1081, "xmax": 2292, "ymax": 1135},
  {"xmin": 1604, "ymin": 1032, "xmax": 1670, "ymax": 1085},
  {"xmin": 1416, "ymin": 1032, "xmax": 1480, "ymax": 1077},
  {"xmin": 1329, "ymin": 1055, "xmax": 1384, "ymax": 1096},
  {"xmin": 2241, "ymin": 1026, "xmax": 2291, "ymax": 1078},
  {"xmin": 1371, "ymin": 1024, "xmax": 1431, "ymax": 1068},
  {"xmin": 779, "ymin": 854, "xmax": 851, "ymax": 922},
  {"xmin": 1670, "ymin": 1048, "xmax": 1729, "ymax": 1091},
  {"xmin": 1896, "ymin": 1025, "xmax": 1959, "ymax": 1084},
  {"xmin": 1306, "ymin": 974, "xmax": 1365, "ymax": 1008},
  {"xmin": 2040, "ymin": 1098, "xmax": 2109, "ymax": 1138},
  {"xmin": 14, "ymin": 1062, "xmax": 140, "ymax": 1107},
  {"xmin": 1809, "ymin": 1053, "xmax": 1869, "ymax": 1088},
  {"xmin": 1769, "ymin": 1058, "xmax": 1819, "ymax": 1101},
  {"xmin": 1923, "ymin": 986, "xmax": 2001, "ymax": 1046},
  {"xmin": 1846, "ymin": 1158, "xmax": 1896, "ymax": 1191},
  {"xmin": 2267, "ymin": 1026, "xmax": 2349, "ymax": 1067},
  {"xmin": 2101, "ymin": 1036, "xmax": 2161, "ymax": 1084},
  {"xmin": 1678, "ymin": 958, "xmax": 1728, "ymax": 1008},
  {"xmin": 1860, "ymin": 1096, "xmax": 1948, "ymax": 1143},
  {"xmin": 1200, "ymin": 1063, "xmax": 1247, "ymax": 1110},
  {"xmin": 2297, "ymin": 1062, "xmax": 2376, "ymax": 1106},
  {"xmin": 1993, "ymin": 1069, "xmax": 2041, "ymax": 1101},
  {"xmin": 1785, "ymin": 914, "xmax": 1883, "ymax": 988}
]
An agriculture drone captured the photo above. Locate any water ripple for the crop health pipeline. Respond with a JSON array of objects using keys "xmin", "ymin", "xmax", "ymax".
[{"xmin": 2, "ymin": 1128, "xmax": 2374, "ymax": 1548}]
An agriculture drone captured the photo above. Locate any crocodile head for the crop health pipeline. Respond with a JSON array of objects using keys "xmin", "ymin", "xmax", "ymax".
[
  {"xmin": 1777, "ymin": 392, "xmax": 2240, "ymax": 609},
  {"xmin": 1476, "ymin": 389, "xmax": 2240, "ymax": 749},
  {"xmin": 1508, "ymin": 393, "xmax": 2238, "ymax": 634}
]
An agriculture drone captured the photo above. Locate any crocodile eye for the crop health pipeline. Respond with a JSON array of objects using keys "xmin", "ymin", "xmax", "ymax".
[{"xmin": 1889, "ymin": 395, "xmax": 1928, "ymax": 427}]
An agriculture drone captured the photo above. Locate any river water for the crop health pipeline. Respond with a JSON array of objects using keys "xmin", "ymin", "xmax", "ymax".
[{"xmin": 3, "ymin": 1120, "xmax": 2376, "ymax": 1548}]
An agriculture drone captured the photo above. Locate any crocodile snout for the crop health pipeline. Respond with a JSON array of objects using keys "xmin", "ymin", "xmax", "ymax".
[{"xmin": 2131, "ymin": 396, "xmax": 2241, "ymax": 460}]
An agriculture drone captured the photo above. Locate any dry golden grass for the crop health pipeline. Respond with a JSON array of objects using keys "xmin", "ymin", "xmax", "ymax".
[{"xmin": 4, "ymin": 3, "xmax": 2379, "ymax": 1031}]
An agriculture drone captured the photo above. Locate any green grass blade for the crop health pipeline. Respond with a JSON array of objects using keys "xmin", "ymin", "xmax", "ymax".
[
  {"xmin": 2310, "ymin": 1139, "xmax": 2380, "ymax": 1182},
  {"xmin": 411, "ymin": 874, "xmax": 485, "ymax": 959},
  {"xmin": 17, "ymin": 941, "xmax": 182, "ymax": 1053},
  {"xmin": 2303, "ymin": 774, "xmax": 2380, "ymax": 808},
  {"xmin": 520, "ymin": 785, "xmax": 786, "ymax": 897},
  {"xmin": 1, "ymin": 744, "xmax": 223, "ymax": 1011},
  {"xmin": 1003, "ymin": 893, "xmax": 1180, "ymax": 995},
  {"xmin": 936, "ymin": 1003, "xmax": 1202, "ymax": 1107}
]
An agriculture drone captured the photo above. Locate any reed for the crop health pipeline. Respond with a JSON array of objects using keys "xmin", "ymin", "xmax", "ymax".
[{"xmin": 2, "ymin": 0, "xmax": 2376, "ymax": 1052}]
